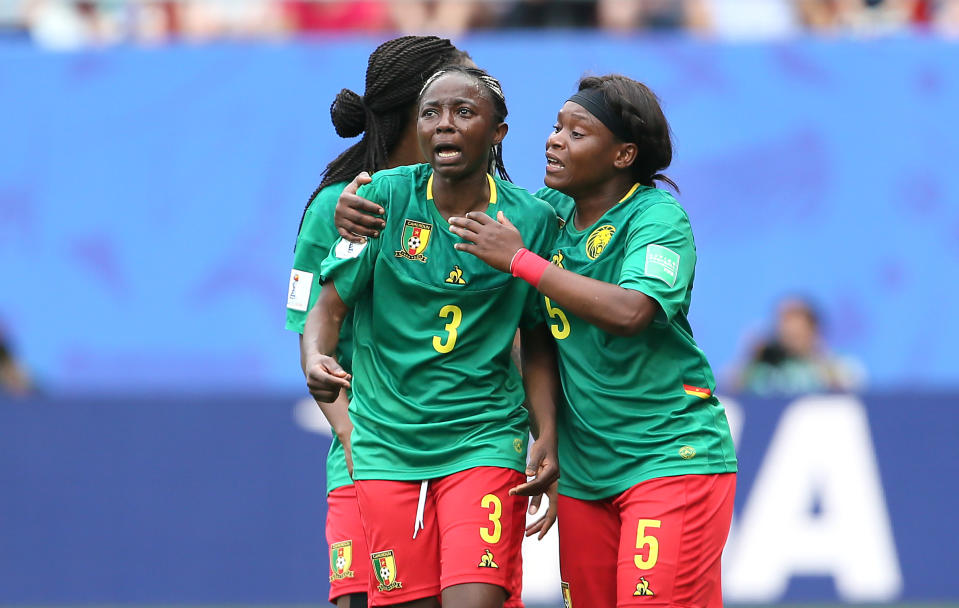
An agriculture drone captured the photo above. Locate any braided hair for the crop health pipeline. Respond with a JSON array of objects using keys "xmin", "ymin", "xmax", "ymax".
[
  {"xmin": 419, "ymin": 65, "xmax": 512, "ymax": 182},
  {"xmin": 577, "ymin": 75, "xmax": 679, "ymax": 192},
  {"xmin": 298, "ymin": 36, "xmax": 468, "ymax": 236}
]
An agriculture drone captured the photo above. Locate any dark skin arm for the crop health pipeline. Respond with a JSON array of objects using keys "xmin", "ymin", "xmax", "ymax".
[
  {"xmin": 300, "ymin": 285, "xmax": 356, "ymax": 474},
  {"xmin": 510, "ymin": 324, "xmax": 561, "ymax": 539},
  {"xmin": 301, "ymin": 282, "xmax": 353, "ymax": 404},
  {"xmin": 449, "ymin": 211, "xmax": 659, "ymax": 336}
]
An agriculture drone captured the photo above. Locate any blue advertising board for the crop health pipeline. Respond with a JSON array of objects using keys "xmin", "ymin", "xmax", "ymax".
[{"xmin": 2, "ymin": 391, "xmax": 957, "ymax": 604}]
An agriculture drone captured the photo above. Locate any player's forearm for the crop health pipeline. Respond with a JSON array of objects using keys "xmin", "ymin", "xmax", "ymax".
[
  {"xmin": 537, "ymin": 264, "xmax": 658, "ymax": 336},
  {"xmin": 520, "ymin": 324, "xmax": 560, "ymax": 441},
  {"xmin": 316, "ymin": 390, "xmax": 352, "ymax": 440},
  {"xmin": 300, "ymin": 282, "xmax": 349, "ymax": 374}
]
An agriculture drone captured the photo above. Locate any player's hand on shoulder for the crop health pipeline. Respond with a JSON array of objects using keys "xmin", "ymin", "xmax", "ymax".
[
  {"xmin": 304, "ymin": 354, "xmax": 352, "ymax": 403},
  {"xmin": 335, "ymin": 172, "xmax": 384, "ymax": 243}
]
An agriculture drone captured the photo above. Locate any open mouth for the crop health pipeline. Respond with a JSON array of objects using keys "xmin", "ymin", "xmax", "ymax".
[
  {"xmin": 546, "ymin": 153, "xmax": 564, "ymax": 171},
  {"xmin": 435, "ymin": 144, "xmax": 462, "ymax": 160}
]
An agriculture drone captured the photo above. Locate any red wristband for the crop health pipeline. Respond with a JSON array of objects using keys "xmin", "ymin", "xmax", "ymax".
[{"xmin": 510, "ymin": 248, "xmax": 550, "ymax": 287}]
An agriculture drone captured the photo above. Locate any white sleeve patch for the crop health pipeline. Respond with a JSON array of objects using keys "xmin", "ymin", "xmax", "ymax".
[
  {"xmin": 286, "ymin": 269, "xmax": 313, "ymax": 312},
  {"xmin": 334, "ymin": 237, "xmax": 367, "ymax": 259},
  {"xmin": 644, "ymin": 244, "xmax": 680, "ymax": 287}
]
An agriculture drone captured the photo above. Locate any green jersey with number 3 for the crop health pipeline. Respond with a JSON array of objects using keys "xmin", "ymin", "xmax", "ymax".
[
  {"xmin": 535, "ymin": 185, "xmax": 737, "ymax": 500},
  {"xmin": 286, "ymin": 182, "xmax": 355, "ymax": 495},
  {"xmin": 322, "ymin": 164, "xmax": 558, "ymax": 481}
]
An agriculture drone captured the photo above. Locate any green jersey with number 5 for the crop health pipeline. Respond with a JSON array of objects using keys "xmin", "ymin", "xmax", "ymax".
[
  {"xmin": 535, "ymin": 185, "xmax": 737, "ymax": 501},
  {"xmin": 321, "ymin": 164, "xmax": 557, "ymax": 481}
]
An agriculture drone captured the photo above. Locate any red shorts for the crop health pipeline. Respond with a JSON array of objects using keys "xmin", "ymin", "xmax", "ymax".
[
  {"xmin": 326, "ymin": 484, "xmax": 370, "ymax": 603},
  {"xmin": 558, "ymin": 473, "xmax": 736, "ymax": 608},
  {"xmin": 355, "ymin": 467, "xmax": 527, "ymax": 607}
]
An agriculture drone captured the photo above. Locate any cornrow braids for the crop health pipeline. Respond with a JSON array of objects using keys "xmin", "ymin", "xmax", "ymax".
[
  {"xmin": 420, "ymin": 65, "xmax": 512, "ymax": 183},
  {"xmin": 578, "ymin": 75, "xmax": 678, "ymax": 192},
  {"xmin": 296, "ymin": 36, "xmax": 466, "ymax": 242}
]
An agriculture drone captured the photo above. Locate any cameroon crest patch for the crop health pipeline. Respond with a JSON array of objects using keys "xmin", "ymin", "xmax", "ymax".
[
  {"xmin": 329, "ymin": 540, "xmax": 354, "ymax": 581},
  {"xmin": 586, "ymin": 224, "xmax": 616, "ymax": 260},
  {"xmin": 371, "ymin": 550, "xmax": 403, "ymax": 591},
  {"xmin": 395, "ymin": 219, "xmax": 432, "ymax": 262}
]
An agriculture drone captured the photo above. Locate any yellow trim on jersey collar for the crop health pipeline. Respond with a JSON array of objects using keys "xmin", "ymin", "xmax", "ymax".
[
  {"xmin": 619, "ymin": 183, "xmax": 641, "ymax": 203},
  {"xmin": 426, "ymin": 173, "xmax": 498, "ymax": 204}
]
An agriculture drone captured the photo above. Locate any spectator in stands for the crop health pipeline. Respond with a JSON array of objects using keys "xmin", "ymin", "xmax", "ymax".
[
  {"xmin": 0, "ymin": 324, "xmax": 32, "ymax": 396},
  {"xmin": 597, "ymin": 0, "xmax": 709, "ymax": 34},
  {"xmin": 734, "ymin": 296, "xmax": 866, "ymax": 395},
  {"xmin": 496, "ymin": 0, "xmax": 597, "ymax": 29}
]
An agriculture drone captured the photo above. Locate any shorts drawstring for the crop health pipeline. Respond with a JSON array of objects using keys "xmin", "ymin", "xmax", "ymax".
[{"xmin": 413, "ymin": 479, "xmax": 428, "ymax": 539}]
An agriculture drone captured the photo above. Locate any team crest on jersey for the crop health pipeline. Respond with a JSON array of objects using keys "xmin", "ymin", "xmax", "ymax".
[
  {"xmin": 445, "ymin": 265, "xmax": 466, "ymax": 285},
  {"xmin": 586, "ymin": 224, "xmax": 616, "ymax": 260},
  {"xmin": 371, "ymin": 550, "xmax": 403, "ymax": 591},
  {"xmin": 633, "ymin": 576, "xmax": 655, "ymax": 596},
  {"xmin": 478, "ymin": 549, "xmax": 498, "ymax": 568},
  {"xmin": 329, "ymin": 540, "xmax": 355, "ymax": 581},
  {"xmin": 561, "ymin": 581, "xmax": 573, "ymax": 607},
  {"xmin": 551, "ymin": 251, "xmax": 565, "ymax": 268},
  {"xmin": 395, "ymin": 219, "xmax": 432, "ymax": 262}
]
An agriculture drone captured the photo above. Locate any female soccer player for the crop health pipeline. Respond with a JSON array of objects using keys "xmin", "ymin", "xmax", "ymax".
[
  {"xmin": 301, "ymin": 65, "xmax": 561, "ymax": 608},
  {"xmin": 336, "ymin": 75, "xmax": 738, "ymax": 608},
  {"xmin": 285, "ymin": 35, "xmax": 470, "ymax": 608}
]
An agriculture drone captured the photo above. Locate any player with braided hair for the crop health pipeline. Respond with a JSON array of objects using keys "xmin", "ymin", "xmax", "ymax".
[
  {"xmin": 285, "ymin": 35, "xmax": 470, "ymax": 608},
  {"xmin": 337, "ymin": 74, "xmax": 738, "ymax": 608},
  {"xmin": 301, "ymin": 66, "xmax": 560, "ymax": 608}
]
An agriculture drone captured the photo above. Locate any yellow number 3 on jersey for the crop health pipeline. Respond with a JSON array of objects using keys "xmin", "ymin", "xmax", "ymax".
[{"xmin": 432, "ymin": 304, "xmax": 463, "ymax": 353}]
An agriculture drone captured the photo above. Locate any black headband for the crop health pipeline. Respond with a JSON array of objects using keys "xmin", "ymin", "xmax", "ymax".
[{"xmin": 567, "ymin": 88, "xmax": 632, "ymax": 143}]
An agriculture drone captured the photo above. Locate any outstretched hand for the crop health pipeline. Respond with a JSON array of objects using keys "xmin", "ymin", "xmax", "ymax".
[
  {"xmin": 335, "ymin": 172, "xmax": 384, "ymax": 243},
  {"xmin": 509, "ymin": 435, "xmax": 560, "ymax": 539},
  {"xmin": 448, "ymin": 210, "xmax": 526, "ymax": 274},
  {"xmin": 524, "ymin": 481, "xmax": 558, "ymax": 540}
]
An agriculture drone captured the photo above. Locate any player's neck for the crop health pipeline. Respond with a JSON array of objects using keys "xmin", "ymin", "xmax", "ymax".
[
  {"xmin": 430, "ymin": 171, "xmax": 491, "ymax": 220},
  {"xmin": 572, "ymin": 176, "xmax": 636, "ymax": 230}
]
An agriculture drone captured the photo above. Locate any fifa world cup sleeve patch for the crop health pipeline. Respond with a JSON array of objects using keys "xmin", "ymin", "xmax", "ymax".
[
  {"xmin": 334, "ymin": 237, "xmax": 367, "ymax": 259},
  {"xmin": 644, "ymin": 244, "xmax": 680, "ymax": 287},
  {"xmin": 287, "ymin": 269, "xmax": 313, "ymax": 312}
]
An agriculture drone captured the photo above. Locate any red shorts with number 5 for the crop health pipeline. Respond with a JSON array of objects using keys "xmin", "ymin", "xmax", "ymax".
[
  {"xmin": 326, "ymin": 484, "xmax": 370, "ymax": 602},
  {"xmin": 355, "ymin": 467, "xmax": 527, "ymax": 607},
  {"xmin": 558, "ymin": 473, "xmax": 736, "ymax": 608}
]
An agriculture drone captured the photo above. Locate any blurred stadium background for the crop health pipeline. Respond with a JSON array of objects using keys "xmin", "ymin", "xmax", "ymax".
[{"xmin": 2, "ymin": 0, "xmax": 958, "ymax": 606}]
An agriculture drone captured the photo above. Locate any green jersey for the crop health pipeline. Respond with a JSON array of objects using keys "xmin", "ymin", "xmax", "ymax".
[
  {"xmin": 286, "ymin": 181, "xmax": 354, "ymax": 495},
  {"xmin": 535, "ymin": 185, "xmax": 737, "ymax": 500},
  {"xmin": 321, "ymin": 164, "xmax": 558, "ymax": 481}
]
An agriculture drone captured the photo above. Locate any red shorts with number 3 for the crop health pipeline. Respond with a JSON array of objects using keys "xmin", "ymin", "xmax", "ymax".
[
  {"xmin": 326, "ymin": 484, "xmax": 370, "ymax": 602},
  {"xmin": 355, "ymin": 466, "xmax": 527, "ymax": 607},
  {"xmin": 558, "ymin": 473, "xmax": 736, "ymax": 608}
]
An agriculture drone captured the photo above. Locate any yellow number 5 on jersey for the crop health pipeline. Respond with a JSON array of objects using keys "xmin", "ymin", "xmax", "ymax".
[
  {"xmin": 432, "ymin": 304, "xmax": 462, "ymax": 353},
  {"xmin": 545, "ymin": 297, "xmax": 570, "ymax": 340}
]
